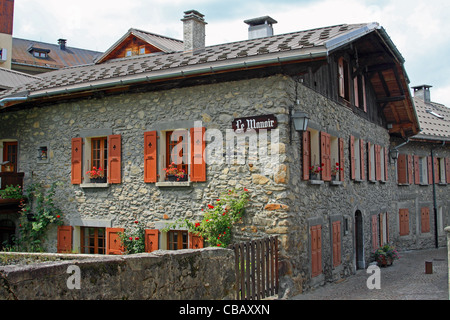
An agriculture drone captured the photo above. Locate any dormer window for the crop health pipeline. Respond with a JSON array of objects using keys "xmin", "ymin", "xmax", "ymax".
[{"xmin": 28, "ymin": 46, "xmax": 50, "ymax": 59}]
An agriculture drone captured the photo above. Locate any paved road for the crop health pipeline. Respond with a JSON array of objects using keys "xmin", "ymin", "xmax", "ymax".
[{"xmin": 291, "ymin": 247, "xmax": 448, "ymax": 300}]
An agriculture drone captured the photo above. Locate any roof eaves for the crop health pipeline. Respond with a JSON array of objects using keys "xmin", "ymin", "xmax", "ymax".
[{"xmin": 324, "ymin": 22, "xmax": 379, "ymax": 53}]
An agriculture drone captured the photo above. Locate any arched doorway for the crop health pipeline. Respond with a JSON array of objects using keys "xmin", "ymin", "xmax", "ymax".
[
  {"xmin": 0, "ymin": 219, "xmax": 16, "ymax": 250},
  {"xmin": 354, "ymin": 211, "xmax": 365, "ymax": 269}
]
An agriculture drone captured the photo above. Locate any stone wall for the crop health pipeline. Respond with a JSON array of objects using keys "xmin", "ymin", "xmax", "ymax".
[{"xmin": 0, "ymin": 248, "xmax": 235, "ymax": 300}]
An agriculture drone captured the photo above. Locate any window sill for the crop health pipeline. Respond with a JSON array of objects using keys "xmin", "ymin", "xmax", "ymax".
[
  {"xmin": 353, "ymin": 178, "xmax": 364, "ymax": 183},
  {"xmin": 329, "ymin": 180, "xmax": 342, "ymax": 186},
  {"xmin": 309, "ymin": 180, "xmax": 324, "ymax": 185},
  {"xmin": 156, "ymin": 181, "xmax": 192, "ymax": 188},
  {"xmin": 80, "ymin": 183, "xmax": 110, "ymax": 189}
]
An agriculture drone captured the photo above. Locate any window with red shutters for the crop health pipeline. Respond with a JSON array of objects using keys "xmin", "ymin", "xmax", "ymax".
[
  {"xmin": 190, "ymin": 127, "xmax": 206, "ymax": 182},
  {"xmin": 311, "ymin": 225, "xmax": 322, "ymax": 277},
  {"xmin": 108, "ymin": 135, "xmax": 122, "ymax": 184},
  {"xmin": 397, "ymin": 154, "xmax": 408, "ymax": 184},
  {"xmin": 144, "ymin": 131, "xmax": 158, "ymax": 183},
  {"xmin": 71, "ymin": 138, "xmax": 83, "ymax": 184}
]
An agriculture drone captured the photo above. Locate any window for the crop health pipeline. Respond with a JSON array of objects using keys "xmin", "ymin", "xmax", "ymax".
[
  {"xmin": 399, "ymin": 209, "xmax": 409, "ymax": 236},
  {"xmin": 71, "ymin": 134, "xmax": 121, "ymax": 185},
  {"xmin": 397, "ymin": 154, "xmax": 410, "ymax": 184},
  {"xmin": 310, "ymin": 225, "xmax": 322, "ymax": 277},
  {"xmin": 80, "ymin": 227, "xmax": 106, "ymax": 254},
  {"xmin": 144, "ymin": 126, "xmax": 206, "ymax": 184},
  {"xmin": 418, "ymin": 156, "xmax": 428, "ymax": 185},
  {"xmin": 2, "ymin": 141, "xmax": 18, "ymax": 172},
  {"xmin": 438, "ymin": 158, "xmax": 446, "ymax": 183},
  {"xmin": 168, "ymin": 230, "xmax": 189, "ymax": 250},
  {"xmin": 354, "ymin": 73, "xmax": 367, "ymax": 111},
  {"xmin": 421, "ymin": 207, "xmax": 430, "ymax": 233},
  {"xmin": 338, "ymin": 57, "xmax": 350, "ymax": 101},
  {"xmin": 139, "ymin": 45, "xmax": 146, "ymax": 55}
]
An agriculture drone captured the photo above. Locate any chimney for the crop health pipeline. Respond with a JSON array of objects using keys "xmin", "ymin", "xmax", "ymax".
[
  {"xmin": 181, "ymin": 10, "xmax": 207, "ymax": 54},
  {"xmin": 412, "ymin": 85, "xmax": 432, "ymax": 104},
  {"xmin": 244, "ymin": 16, "xmax": 277, "ymax": 40},
  {"xmin": 58, "ymin": 38, "xmax": 67, "ymax": 50},
  {"xmin": 0, "ymin": 0, "xmax": 14, "ymax": 69}
]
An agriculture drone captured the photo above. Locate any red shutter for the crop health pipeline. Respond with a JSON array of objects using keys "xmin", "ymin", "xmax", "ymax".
[
  {"xmin": 106, "ymin": 228, "xmax": 124, "ymax": 255},
  {"xmin": 367, "ymin": 142, "xmax": 372, "ymax": 181},
  {"xmin": 376, "ymin": 145, "xmax": 381, "ymax": 181},
  {"xmin": 57, "ymin": 226, "xmax": 73, "ymax": 253},
  {"xmin": 362, "ymin": 76, "xmax": 367, "ymax": 112},
  {"xmin": 354, "ymin": 74, "xmax": 359, "ymax": 108},
  {"xmin": 71, "ymin": 138, "xmax": 83, "ymax": 184},
  {"xmin": 399, "ymin": 209, "xmax": 409, "ymax": 236},
  {"xmin": 360, "ymin": 139, "xmax": 365, "ymax": 180},
  {"xmin": 108, "ymin": 135, "xmax": 122, "ymax": 184},
  {"xmin": 434, "ymin": 157, "xmax": 439, "ymax": 183},
  {"xmin": 311, "ymin": 225, "xmax": 322, "ymax": 277},
  {"xmin": 144, "ymin": 131, "xmax": 158, "ymax": 183},
  {"xmin": 350, "ymin": 136, "xmax": 355, "ymax": 180},
  {"xmin": 332, "ymin": 221, "xmax": 341, "ymax": 267},
  {"xmin": 421, "ymin": 207, "xmax": 430, "ymax": 233},
  {"xmin": 414, "ymin": 156, "xmax": 420, "ymax": 185},
  {"xmin": 320, "ymin": 132, "xmax": 331, "ymax": 181},
  {"xmin": 190, "ymin": 127, "xmax": 206, "ymax": 182},
  {"xmin": 427, "ymin": 156, "xmax": 433, "ymax": 184},
  {"xmin": 397, "ymin": 154, "xmax": 407, "ymax": 184},
  {"xmin": 145, "ymin": 229, "xmax": 159, "ymax": 253},
  {"xmin": 446, "ymin": 158, "xmax": 450, "ymax": 184},
  {"xmin": 372, "ymin": 215, "xmax": 379, "ymax": 249},
  {"xmin": 408, "ymin": 155, "xmax": 413, "ymax": 184},
  {"xmin": 386, "ymin": 212, "xmax": 390, "ymax": 242},
  {"xmin": 189, "ymin": 233, "xmax": 204, "ymax": 249},
  {"xmin": 339, "ymin": 138, "xmax": 345, "ymax": 181},
  {"xmin": 303, "ymin": 131, "xmax": 311, "ymax": 181}
]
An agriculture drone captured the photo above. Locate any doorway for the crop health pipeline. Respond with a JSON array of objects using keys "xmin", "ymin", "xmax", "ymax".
[
  {"xmin": 0, "ymin": 219, "xmax": 16, "ymax": 250},
  {"xmin": 354, "ymin": 211, "xmax": 365, "ymax": 269}
]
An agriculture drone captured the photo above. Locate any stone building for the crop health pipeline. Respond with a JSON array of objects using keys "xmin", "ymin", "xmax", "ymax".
[{"xmin": 0, "ymin": 10, "xmax": 448, "ymax": 297}]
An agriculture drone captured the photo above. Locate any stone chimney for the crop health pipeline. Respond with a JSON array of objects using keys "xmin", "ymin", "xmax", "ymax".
[
  {"xmin": 244, "ymin": 16, "xmax": 277, "ymax": 40},
  {"xmin": 0, "ymin": 0, "xmax": 14, "ymax": 69},
  {"xmin": 181, "ymin": 10, "xmax": 207, "ymax": 54},
  {"xmin": 412, "ymin": 85, "xmax": 432, "ymax": 104},
  {"xmin": 58, "ymin": 39, "xmax": 67, "ymax": 50}
]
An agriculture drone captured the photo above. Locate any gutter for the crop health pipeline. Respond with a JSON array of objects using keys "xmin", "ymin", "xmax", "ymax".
[{"xmin": 0, "ymin": 96, "xmax": 28, "ymax": 107}]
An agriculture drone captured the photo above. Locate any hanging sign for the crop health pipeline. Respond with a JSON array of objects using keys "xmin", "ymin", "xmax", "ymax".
[{"xmin": 232, "ymin": 114, "xmax": 278, "ymax": 133}]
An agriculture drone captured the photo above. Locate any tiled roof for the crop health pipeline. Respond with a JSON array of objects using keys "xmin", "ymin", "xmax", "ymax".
[
  {"xmin": 0, "ymin": 67, "xmax": 40, "ymax": 90},
  {"xmin": 0, "ymin": 23, "xmax": 369, "ymax": 99},
  {"xmin": 413, "ymin": 97, "xmax": 450, "ymax": 141}
]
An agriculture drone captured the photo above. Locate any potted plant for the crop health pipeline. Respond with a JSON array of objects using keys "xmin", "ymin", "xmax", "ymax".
[
  {"xmin": 86, "ymin": 166, "xmax": 106, "ymax": 183},
  {"xmin": 163, "ymin": 162, "xmax": 187, "ymax": 181},
  {"xmin": 309, "ymin": 163, "xmax": 324, "ymax": 180},
  {"xmin": 331, "ymin": 162, "xmax": 343, "ymax": 180},
  {"xmin": 372, "ymin": 244, "xmax": 400, "ymax": 267}
]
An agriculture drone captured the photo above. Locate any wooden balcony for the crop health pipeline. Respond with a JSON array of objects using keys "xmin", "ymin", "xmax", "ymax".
[{"xmin": 0, "ymin": 172, "xmax": 24, "ymax": 190}]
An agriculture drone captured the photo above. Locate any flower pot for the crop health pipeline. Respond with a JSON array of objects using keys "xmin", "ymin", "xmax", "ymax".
[
  {"xmin": 90, "ymin": 177, "xmax": 106, "ymax": 183},
  {"xmin": 310, "ymin": 173, "xmax": 319, "ymax": 180},
  {"xmin": 377, "ymin": 256, "xmax": 393, "ymax": 267}
]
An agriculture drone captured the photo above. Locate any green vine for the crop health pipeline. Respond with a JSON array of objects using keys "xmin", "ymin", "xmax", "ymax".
[
  {"xmin": 164, "ymin": 188, "xmax": 250, "ymax": 247},
  {"xmin": 12, "ymin": 182, "xmax": 64, "ymax": 252},
  {"xmin": 119, "ymin": 220, "xmax": 146, "ymax": 254}
]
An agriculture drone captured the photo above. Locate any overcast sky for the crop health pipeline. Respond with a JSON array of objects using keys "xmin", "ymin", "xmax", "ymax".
[{"xmin": 11, "ymin": 0, "xmax": 450, "ymax": 107}]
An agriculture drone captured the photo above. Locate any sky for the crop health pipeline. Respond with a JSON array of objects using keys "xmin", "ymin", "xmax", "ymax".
[{"xmin": 11, "ymin": 0, "xmax": 450, "ymax": 107}]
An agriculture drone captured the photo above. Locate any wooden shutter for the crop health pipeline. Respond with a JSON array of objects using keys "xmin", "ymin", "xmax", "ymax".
[
  {"xmin": 427, "ymin": 156, "xmax": 433, "ymax": 184},
  {"xmin": 144, "ymin": 131, "xmax": 158, "ymax": 183},
  {"xmin": 397, "ymin": 154, "xmax": 407, "ymax": 184},
  {"xmin": 367, "ymin": 142, "xmax": 372, "ymax": 181},
  {"xmin": 421, "ymin": 207, "xmax": 430, "ymax": 233},
  {"xmin": 145, "ymin": 229, "xmax": 159, "ymax": 253},
  {"xmin": 71, "ymin": 138, "xmax": 83, "ymax": 184},
  {"xmin": 375, "ymin": 145, "xmax": 381, "ymax": 181},
  {"xmin": 339, "ymin": 138, "xmax": 345, "ymax": 181},
  {"xmin": 57, "ymin": 226, "xmax": 73, "ymax": 253},
  {"xmin": 414, "ymin": 156, "xmax": 420, "ymax": 185},
  {"xmin": 303, "ymin": 131, "xmax": 311, "ymax": 181},
  {"xmin": 386, "ymin": 212, "xmax": 390, "ymax": 242},
  {"xmin": 408, "ymin": 155, "xmax": 414, "ymax": 184},
  {"xmin": 360, "ymin": 139, "xmax": 365, "ymax": 180},
  {"xmin": 332, "ymin": 221, "xmax": 341, "ymax": 267},
  {"xmin": 320, "ymin": 132, "xmax": 331, "ymax": 181},
  {"xmin": 385, "ymin": 147, "xmax": 389, "ymax": 181},
  {"xmin": 311, "ymin": 225, "xmax": 322, "ymax": 277},
  {"xmin": 371, "ymin": 215, "xmax": 379, "ymax": 249},
  {"xmin": 446, "ymin": 158, "xmax": 450, "ymax": 184},
  {"xmin": 399, "ymin": 209, "xmax": 409, "ymax": 236},
  {"xmin": 354, "ymin": 74, "xmax": 359, "ymax": 108},
  {"xmin": 106, "ymin": 228, "xmax": 124, "ymax": 255},
  {"xmin": 108, "ymin": 135, "xmax": 122, "ymax": 184},
  {"xmin": 350, "ymin": 136, "xmax": 355, "ymax": 180},
  {"xmin": 434, "ymin": 157, "xmax": 439, "ymax": 183},
  {"xmin": 338, "ymin": 57, "xmax": 345, "ymax": 98},
  {"xmin": 190, "ymin": 127, "xmax": 206, "ymax": 182},
  {"xmin": 189, "ymin": 233, "xmax": 204, "ymax": 249}
]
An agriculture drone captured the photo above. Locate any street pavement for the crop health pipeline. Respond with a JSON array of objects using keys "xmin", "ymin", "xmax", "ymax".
[{"xmin": 291, "ymin": 247, "xmax": 448, "ymax": 300}]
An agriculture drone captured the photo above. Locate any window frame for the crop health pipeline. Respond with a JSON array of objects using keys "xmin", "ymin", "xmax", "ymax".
[{"xmin": 80, "ymin": 227, "xmax": 106, "ymax": 254}]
